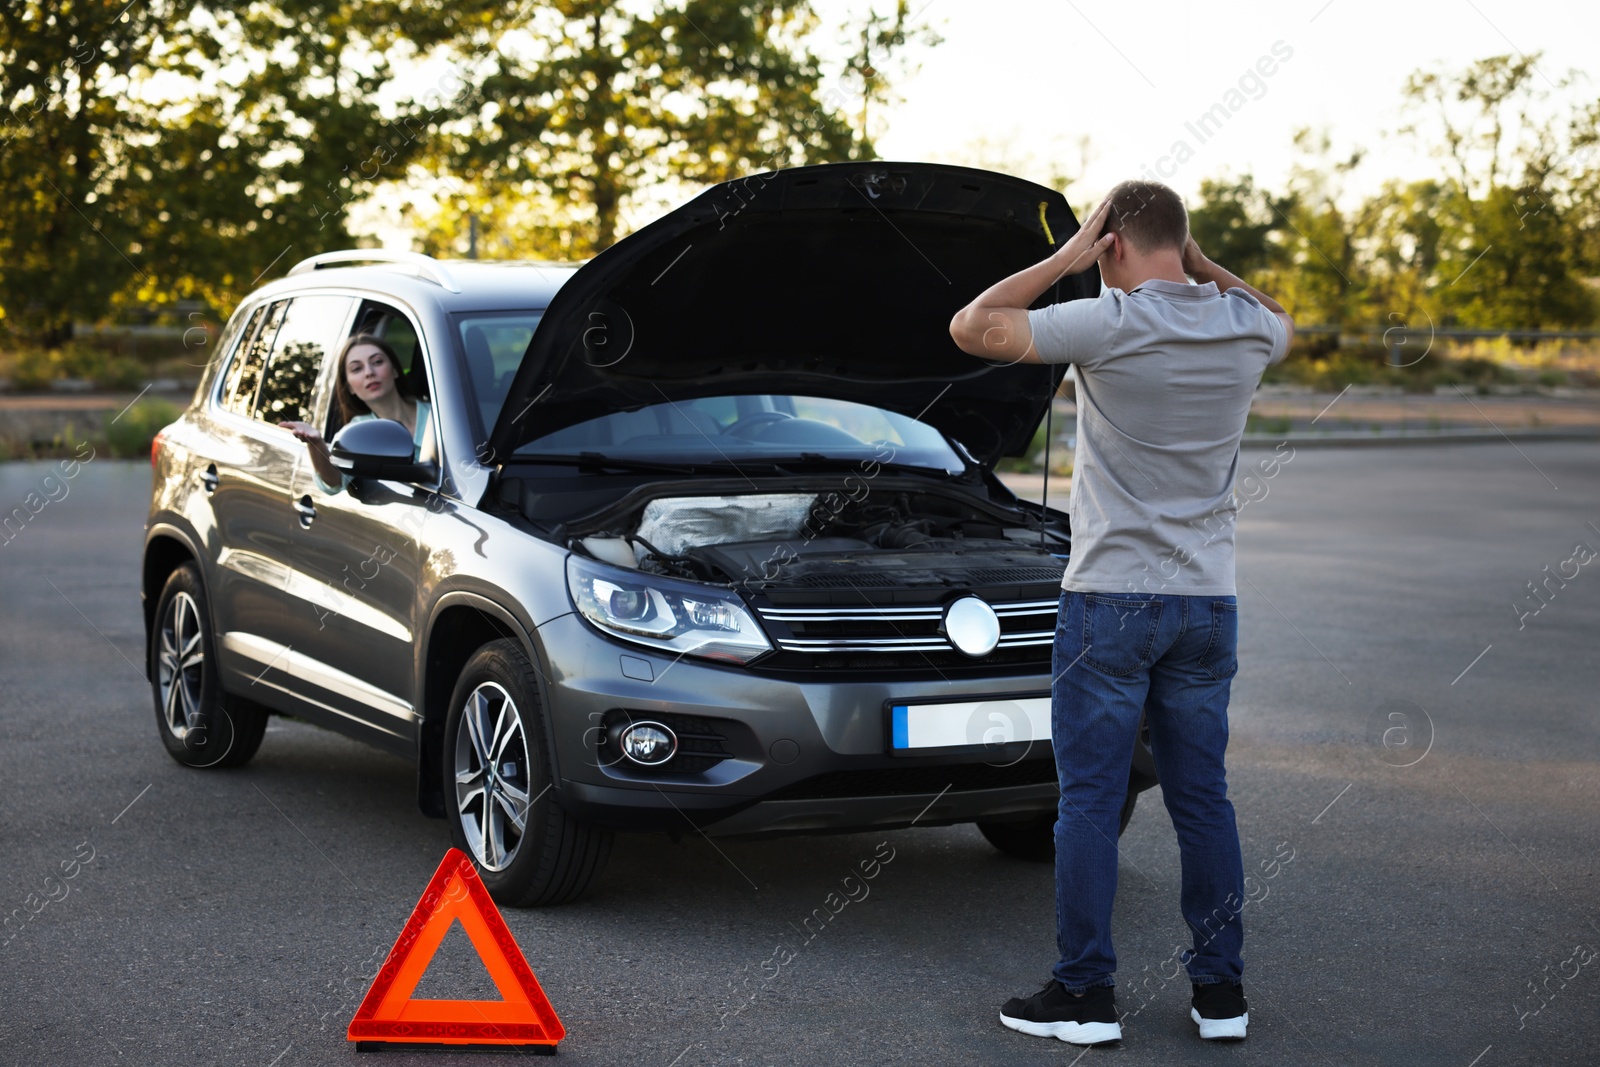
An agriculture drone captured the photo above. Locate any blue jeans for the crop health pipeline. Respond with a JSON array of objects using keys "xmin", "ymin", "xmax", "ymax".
[{"xmin": 1050, "ymin": 590, "xmax": 1245, "ymax": 991}]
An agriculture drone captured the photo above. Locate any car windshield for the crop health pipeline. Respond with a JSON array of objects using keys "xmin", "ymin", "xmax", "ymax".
[{"xmin": 514, "ymin": 395, "xmax": 966, "ymax": 474}]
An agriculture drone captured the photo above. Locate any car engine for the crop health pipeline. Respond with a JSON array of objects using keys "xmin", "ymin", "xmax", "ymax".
[{"xmin": 577, "ymin": 488, "xmax": 1069, "ymax": 593}]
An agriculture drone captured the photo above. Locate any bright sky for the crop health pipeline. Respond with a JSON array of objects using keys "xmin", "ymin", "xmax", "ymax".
[
  {"xmin": 368, "ymin": 0, "xmax": 1599, "ymax": 246},
  {"xmin": 812, "ymin": 0, "xmax": 1600, "ymax": 212}
]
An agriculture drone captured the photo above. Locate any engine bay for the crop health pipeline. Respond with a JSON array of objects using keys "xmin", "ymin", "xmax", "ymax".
[{"xmin": 574, "ymin": 486, "xmax": 1069, "ymax": 591}]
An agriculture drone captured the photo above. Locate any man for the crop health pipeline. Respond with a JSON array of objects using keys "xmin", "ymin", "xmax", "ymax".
[{"xmin": 949, "ymin": 180, "xmax": 1293, "ymax": 1046}]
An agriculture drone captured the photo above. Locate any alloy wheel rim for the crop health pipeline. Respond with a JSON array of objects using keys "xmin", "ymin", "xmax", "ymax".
[
  {"xmin": 157, "ymin": 591, "xmax": 205, "ymax": 740},
  {"xmin": 454, "ymin": 682, "xmax": 533, "ymax": 872}
]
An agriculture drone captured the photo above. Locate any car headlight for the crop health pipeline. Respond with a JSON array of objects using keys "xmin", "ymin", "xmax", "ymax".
[{"xmin": 565, "ymin": 555, "xmax": 772, "ymax": 665}]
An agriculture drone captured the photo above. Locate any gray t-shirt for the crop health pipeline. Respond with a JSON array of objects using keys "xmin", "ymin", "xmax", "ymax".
[{"xmin": 1027, "ymin": 278, "xmax": 1287, "ymax": 596}]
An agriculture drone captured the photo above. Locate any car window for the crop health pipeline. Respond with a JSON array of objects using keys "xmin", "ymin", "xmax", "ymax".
[
  {"xmin": 350, "ymin": 299, "xmax": 429, "ymax": 404},
  {"xmin": 254, "ymin": 296, "xmax": 355, "ymax": 425},
  {"xmin": 197, "ymin": 303, "xmax": 258, "ymax": 405},
  {"xmin": 452, "ymin": 311, "xmax": 543, "ymax": 438},
  {"xmin": 219, "ymin": 301, "xmax": 286, "ymax": 417}
]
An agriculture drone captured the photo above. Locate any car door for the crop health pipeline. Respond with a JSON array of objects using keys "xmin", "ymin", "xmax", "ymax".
[
  {"xmin": 207, "ymin": 298, "xmax": 300, "ymax": 693},
  {"xmin": 286, "ymin": 298, "xmax": 440, "ymax": 746},
  {"xmin": 210, "ymin": 294, "xmax": 357, "ymax": 699}
]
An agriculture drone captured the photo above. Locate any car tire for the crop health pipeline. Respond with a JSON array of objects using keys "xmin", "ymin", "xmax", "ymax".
[
  {"xmin": 977, "ymin": 784, "xmax": 1139, "ymax": 862},
  {"xmin": 149, "ymin": 563, "xmax": 269, "ymax": 769},
  {"xmin": 444, "ymin": 639, "xmax": 612, "ymax": 907}
]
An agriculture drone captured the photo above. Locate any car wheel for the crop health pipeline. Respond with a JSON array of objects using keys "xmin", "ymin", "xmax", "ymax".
[
  {"xmin": 977, "ymin": 784, "xmax": 1139, "ymax": 862},
  {"xmin": 150, "ymin": 563, "xmax": 268, "ymax": 769},
  {"xmin": 444, "ymin": 639, "xmax": 612, "ymax": 907}
]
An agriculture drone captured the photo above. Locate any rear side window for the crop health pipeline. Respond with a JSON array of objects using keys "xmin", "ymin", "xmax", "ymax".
[
  {"xmin": 219, "ymin": 302, "xmax": 285, "ymax": 416},
  {"xmin": 254, "ymin": 295, "xmax": 355, "ymax": 425}
]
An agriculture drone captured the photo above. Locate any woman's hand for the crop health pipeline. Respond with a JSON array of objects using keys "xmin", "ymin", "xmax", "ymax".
[
  {"xmin": 279, "ymin": 421, "xmax": 325, "ymax": 450},
  {"xmin": 280, "ymin": 420, "xmax": 347, "ymax": 490}
]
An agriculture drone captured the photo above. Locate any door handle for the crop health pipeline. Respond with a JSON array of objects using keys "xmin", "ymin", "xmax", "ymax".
[
  {"xmin": 295, "ymin": 495, "xmax": 316, "ymax": 528},
  {"xmin": 198, "ymin": 465, "xmax": 219, "ymax": 494}
]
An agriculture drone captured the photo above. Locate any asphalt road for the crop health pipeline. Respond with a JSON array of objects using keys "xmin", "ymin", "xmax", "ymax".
[{"xmin": 2, "ymin": 442, "xmax": 1597, "ymax": 1067}]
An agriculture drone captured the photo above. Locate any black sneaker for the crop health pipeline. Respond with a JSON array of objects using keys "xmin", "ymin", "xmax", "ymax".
[
  {"xmin": 1190, "ymin": 981, "xmax": 1248, "ymax": 1039},
  {"xmin": 1000, "ymin": 980, "xmax": 1122, "ymax": 1045}
]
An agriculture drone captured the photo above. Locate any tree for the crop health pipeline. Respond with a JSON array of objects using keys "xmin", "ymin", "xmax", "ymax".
[
  {"xmin": 1562, "ymin": 98, "xmax": 1600, "ymax": 278},
  {"xmin": 1265, "ymin": 128, "xmax": 1375, "ymax": 329},
  {"xmin": 1357, "ymin": 179, "xmax": 1445, "ymax": 331},
  {"xmin": 0, "ymin": 0, "xmax": 478, "ymax": 346},
  {"xmin": 1400, "ymin": 52, "xmax": 1596, "ymax": 329},
  {"xmin": 834, "ymin": 0, "xmax": 942, "ymax": 160},
  {"xmin": 1436, "ymin": 181, "xmax": 1594, "ymax": 329},
  {"xmin": 423, "ymin": 0, "xmax": 937, "ymax": 257},
  {"xmin": 1187, "ymin": 174, "xmax": 1293, "ymax": 281},
  {"xmin": 0, "ymin": 0, "xmax": 168, "ymax": 346}
]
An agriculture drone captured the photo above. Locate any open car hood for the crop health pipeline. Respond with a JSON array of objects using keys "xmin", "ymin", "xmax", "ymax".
[{"xmin": 487, "ymin": 161, "xmax": 1098, "ymax": 467}]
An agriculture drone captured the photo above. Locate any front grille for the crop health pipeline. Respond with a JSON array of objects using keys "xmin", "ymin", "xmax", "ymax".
[
  {"xmin": 753, "ymin": 598, "xmax": 1057, "ymax": 658},
  {"xmin": 770, "ymin": 759, "xmax": 1059, "ymax": 800},
  {"xmin": 751, "ymin": 645, "xmax": 1055, "ymax": 675}
]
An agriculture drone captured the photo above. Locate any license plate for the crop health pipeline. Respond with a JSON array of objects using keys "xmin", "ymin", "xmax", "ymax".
[{"xmin": 888, "ymin": 696, "xmax": 1051, "ymax": 752}]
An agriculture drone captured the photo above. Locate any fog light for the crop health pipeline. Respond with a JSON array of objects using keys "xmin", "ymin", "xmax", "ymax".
[{"xmin": 619, "ymin": 722, "xmax": 677, "ymax": 766}]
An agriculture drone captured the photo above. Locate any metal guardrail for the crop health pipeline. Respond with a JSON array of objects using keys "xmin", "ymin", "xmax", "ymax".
[
  {"xmin": 1297, "ymin": 326, "xmax": 1600, "ymax": 340},
  {"xmin": 1290, "ymin": 326, "xmax": 1600, "ymax": 367}
]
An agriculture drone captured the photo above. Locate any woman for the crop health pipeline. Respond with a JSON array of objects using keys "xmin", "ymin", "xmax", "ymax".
[{"xmin": 279, "ymin": 333, "xmax": 430, "ymax": 493}]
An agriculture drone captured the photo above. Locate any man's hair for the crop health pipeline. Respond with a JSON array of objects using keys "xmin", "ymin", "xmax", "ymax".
[{"xmin": 1102, "ymin": 180, "xmax": 1188, "ymax": 254}]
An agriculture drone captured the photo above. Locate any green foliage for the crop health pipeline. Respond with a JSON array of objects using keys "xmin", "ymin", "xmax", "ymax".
[
  {"xmin": 1245, "ymin": 413, "xmax": 1292, "ymax": 436},
  {"xmin": 1, "ymin": 341, "xmax": 142, "ymax": 390},
  {"xmin": 104, "ymin": 398, "xmax": 181, "ymax": 459},
  {"xmin": 1188, "ymin": 53, "xmax": 1600, "ymax": 336},
  {"xmin": 3, "ymin": 1, "xmax": 934, "ymax": 325},
  {"xmin": 0, "ymin": 0, "xmax": 483, "ymax": 345},
  {"xmin": 1396, "ymin": 53, "xmax": 1597, "ymax": 330},
  {"xmin": 1433, "ymin": 183, "xmax": 1596, "ymax": 328},
  {"xmin": 422, "ymin": 1, "xmax": 929, "ymax": 255},
  {"xmin": 1187, "ymin": 175, "xmax": 1293, "ymax": 280},
  {"xmin": 996, "ymin": 414, "xmax": 1071, "ymax": 475},
  {"xmin": 1261, "ymin": 340, "xmax": 1532, "ymax": 392}
]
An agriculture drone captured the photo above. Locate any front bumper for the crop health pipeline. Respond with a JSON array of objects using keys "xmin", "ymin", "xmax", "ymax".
[{"xmin": 537, "ymin": 613, "xmax": 1062, "ymax": 835}]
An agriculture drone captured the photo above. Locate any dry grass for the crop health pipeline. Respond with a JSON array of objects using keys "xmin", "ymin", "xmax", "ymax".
[{"xmin": 1441, "ymin": 336, "xmax": 1600, "ymax": 378}]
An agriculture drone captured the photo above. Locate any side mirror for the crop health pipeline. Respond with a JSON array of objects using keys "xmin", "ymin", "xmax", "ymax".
[{"xmin": 329, "ymin": 419, "xmax": 434, "ymax": 482}]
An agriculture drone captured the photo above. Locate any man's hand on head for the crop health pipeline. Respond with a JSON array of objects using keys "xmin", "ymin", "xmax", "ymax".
[
  {"xmin": 1057, "ymin": 194, "xmax": 1117, "ymax": 276},
  {"xmin": 949, "ymin": 195, "xmax": 1115, "ymax": 364},
  {"xmin": 1181, "ymin": 235, "xmax": 1210, "ymax": 279},
  {"xmin": 1180, "ymin": 237, "xmax": 1295, "ymax": 353}
]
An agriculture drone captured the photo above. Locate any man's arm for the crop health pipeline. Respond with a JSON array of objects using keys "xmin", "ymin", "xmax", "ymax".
[
  {"xmin": 1181, "ymin": 236, "xmax": 1295, "ymax": 353},
  {"xmin": 949, "ymin": 195, "xmax": 1114, "ymax": 364}
]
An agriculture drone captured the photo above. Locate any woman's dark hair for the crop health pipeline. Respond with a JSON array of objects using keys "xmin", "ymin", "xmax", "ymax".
[{"xmin": 334, "ymin": 333, "xmax": 415, "ymax": 423}]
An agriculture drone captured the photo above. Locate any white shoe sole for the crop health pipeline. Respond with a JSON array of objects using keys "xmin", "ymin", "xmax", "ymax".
[
  {"xmin": 1000, "ymin": 1014, "xmax": 1122, "ymax": 1045},
  {"xmin": 1191, "ymin": 1008, "xmax": 1248, "ymax": 1039}
]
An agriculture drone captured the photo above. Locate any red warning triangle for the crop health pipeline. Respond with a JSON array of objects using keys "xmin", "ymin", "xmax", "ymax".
[{"xmin": 347, "ymin": 848, "xmax": 564, "ymax": 1048}]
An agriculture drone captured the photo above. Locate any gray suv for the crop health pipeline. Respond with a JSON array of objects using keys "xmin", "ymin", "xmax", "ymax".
[{"xmin": 143, "ymin": 162, "xmax": 1156, "ymax": 905}]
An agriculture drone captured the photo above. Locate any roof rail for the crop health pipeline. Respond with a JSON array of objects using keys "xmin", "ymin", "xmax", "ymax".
[{"xmin": 285, "ymin": 250, "xmax": 462, "ymax": 293}]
